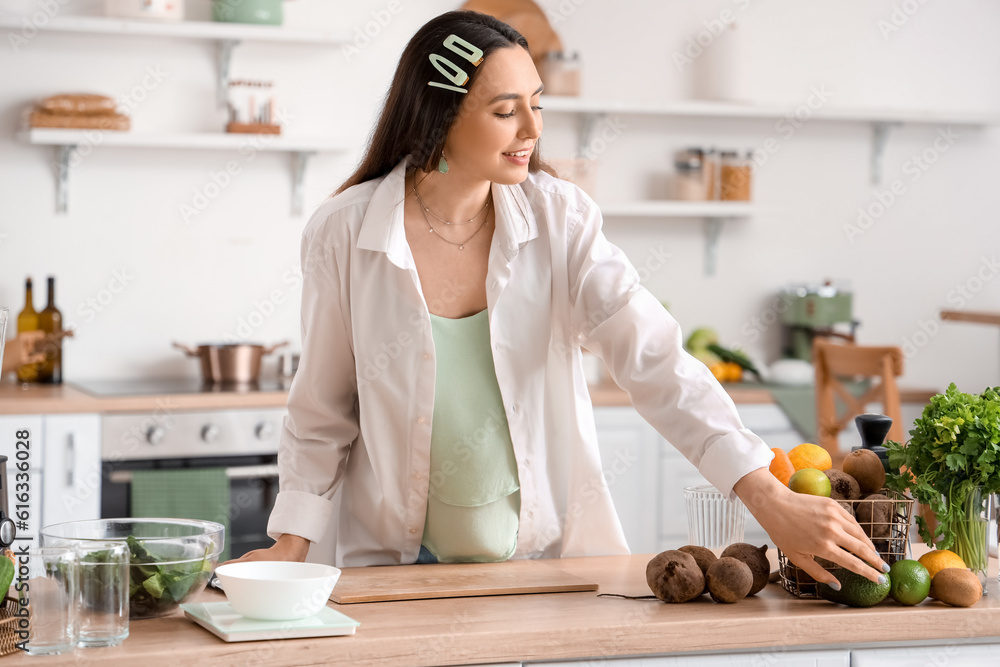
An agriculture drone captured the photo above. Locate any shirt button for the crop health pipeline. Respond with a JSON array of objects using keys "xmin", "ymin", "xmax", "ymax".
[
  {"xmin": 417, "ymin": 416, "xmax": 426, "ymax": 425},
  {"xmin": 493, "ymin": 343, "xmax": 500, "ymax": 351},
  {"xmin": 492, "ymin": 280, "xmax": 500, "ymax": 289},
  {"xmin": 424, "ymin": 353, "xmax": 430, "ymax": 360},
  {"xmin": 414, "ymin": 472, "xmax": 423, "ymax": 480},
  {"xmin": 527, "ymin": 511, "xmax": 534, "ymax": 518},
  {"xmin": 409, "ymin": 528, "xmax": 417, "ymax": 534},
  {"xmin": 511, "ymin": 404, "xmax": 519, "ymax": 413}
]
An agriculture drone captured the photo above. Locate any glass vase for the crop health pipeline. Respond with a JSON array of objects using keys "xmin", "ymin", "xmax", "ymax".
[{"xmin": 948, "ymin": 486, "xmax": 990, "ymax": 592}]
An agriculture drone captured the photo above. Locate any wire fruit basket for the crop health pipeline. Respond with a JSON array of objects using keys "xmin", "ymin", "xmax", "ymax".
[{"xmin": 778, "ymin": 488, "xmax": 915, "ymax": 598}]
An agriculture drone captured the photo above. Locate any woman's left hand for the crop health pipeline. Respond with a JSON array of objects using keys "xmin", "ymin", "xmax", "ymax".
[{"xmin": 733, "ymin": 468, "xmax": 889, "ymax": 589}]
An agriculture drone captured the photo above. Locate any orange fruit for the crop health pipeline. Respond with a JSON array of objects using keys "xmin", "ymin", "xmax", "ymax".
[
  {"xmin": 769, "ymin": 448, "xmax": 795, "ymax": 486},
  {"xmin": 788, "ymin": 443, "xmax": 832, "ymax": 472},
  {"xmin": 917, "ymin": 549, "xmax": 967, "ymax": 580}
]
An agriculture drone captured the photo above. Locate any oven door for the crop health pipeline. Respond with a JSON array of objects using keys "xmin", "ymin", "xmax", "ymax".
[
  {"xmin": 99, "ymin": 408, "xmax": 286, "ymax": 560},
  {"xmin": 101, "ymin": 455, "xmax": 279, "ymax": 559}
]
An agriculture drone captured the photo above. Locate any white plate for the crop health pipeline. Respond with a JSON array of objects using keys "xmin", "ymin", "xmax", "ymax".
[{"xmin": 181, "ymin": 601, "xmax": 359, "ymax": 642}]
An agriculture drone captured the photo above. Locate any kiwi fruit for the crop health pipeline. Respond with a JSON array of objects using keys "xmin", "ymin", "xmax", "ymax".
[
  {"xmin": 720, "ymin": 543, "xmax": 769, "ymax": 596},
  {"xmin": 855, "ymin": 493, "xmax": 893, "ymax": 538},
  {"xmin": 645, "ymin": 550, "xmax": 705, "ymax": 603},
  {"xmin": 706, "ymin": 557, "xmax": 753, "ymax": 603},
  {"xmin": 825, "ymin": 469, "xmax": 862, "ymax": 501},
  {"xmin": 930, "ymin": 568, "xmax": 982, "ymax": 607},
  {"xmin": 678, "ymin": 545, "xmax": 717, "ymax": 594},
  {"xmin": 843, "ymin": 449, "xmax": 886, "ymax": 495}
]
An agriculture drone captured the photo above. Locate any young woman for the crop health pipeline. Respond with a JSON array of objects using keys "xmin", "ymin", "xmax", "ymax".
[{"xmin": 234, "ymin": 10, "xmax": 888, "ymax": 589}]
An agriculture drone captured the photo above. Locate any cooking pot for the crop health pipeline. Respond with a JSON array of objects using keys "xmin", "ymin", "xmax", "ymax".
[{"xmin": 173, "ymin": 341, "xmax": 288, "ymax": 384}]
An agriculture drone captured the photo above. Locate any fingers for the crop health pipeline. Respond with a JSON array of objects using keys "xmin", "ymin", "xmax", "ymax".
[{"xmin": 786, "ymin": 552, "xmax": 840, "ymax": 588}]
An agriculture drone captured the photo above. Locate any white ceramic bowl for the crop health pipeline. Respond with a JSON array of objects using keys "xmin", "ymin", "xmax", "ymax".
[{"xmin": 214, "ymin": 561, "xmax": 342, "ymax": 621}]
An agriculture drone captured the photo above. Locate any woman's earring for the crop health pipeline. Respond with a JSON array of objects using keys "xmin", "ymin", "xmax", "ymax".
[{"xmin": 437, "ymin": 152, "xmax": 449, "ymax": 174}]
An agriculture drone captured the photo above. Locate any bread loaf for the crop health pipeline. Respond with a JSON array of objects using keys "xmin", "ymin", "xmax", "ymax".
[{"xmin": 38, "ymin": 93, "xmax": 117, "ymax": 117}]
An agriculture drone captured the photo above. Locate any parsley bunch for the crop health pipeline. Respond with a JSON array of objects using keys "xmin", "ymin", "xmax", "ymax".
[{"xmin": 884, "ymin": 383, "xmax": 1000, "ymax": 571}]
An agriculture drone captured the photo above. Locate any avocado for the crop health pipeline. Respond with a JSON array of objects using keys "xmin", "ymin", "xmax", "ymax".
[
  {"xmin": 685, "ymin": 327, "xmax": 718, "ymax": 352},
  {"xmin": 817, "ymin": 568, "xmax": 889, "ymax": 607}
]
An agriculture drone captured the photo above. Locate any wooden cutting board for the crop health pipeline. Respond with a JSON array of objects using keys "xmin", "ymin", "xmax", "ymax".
[{"xmin": 329, "ymin": 559, "xmax": 599, "ymax": 604}]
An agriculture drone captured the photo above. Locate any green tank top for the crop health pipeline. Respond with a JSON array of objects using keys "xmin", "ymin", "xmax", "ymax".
[{"xmin": 421, "ymin": 309, "xmax": 520, "ymax": 563}]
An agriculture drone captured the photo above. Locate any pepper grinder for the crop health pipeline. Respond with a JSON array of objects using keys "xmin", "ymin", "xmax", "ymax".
[
  {"xmin": 852, "ymin": 413, "xmax": 893, "ymax": 474},
  {"xmin": 0, "ymin": 456, "xmax": 15, "ymax": 549}
]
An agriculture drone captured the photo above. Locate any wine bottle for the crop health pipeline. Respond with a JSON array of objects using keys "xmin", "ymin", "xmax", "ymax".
[
  {"xmin": 16, "ymin": 277, "xmax": 43, "ymax": 384},
  {"xmin": 38, "ymin": 276, "xmax": 63, "ymax": 384}
]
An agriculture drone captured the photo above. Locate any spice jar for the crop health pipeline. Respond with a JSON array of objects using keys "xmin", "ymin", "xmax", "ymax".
[
  {"xmin": 539, "ymin": 51, "xmax": 581, "ymax": 96},
  {"xmin": 673, "ymin": 149, "xmax": 706, "ymax": 201},
  {"xmin": 720, "ymin": 150, "xmax": 753, "ymax": 201}
]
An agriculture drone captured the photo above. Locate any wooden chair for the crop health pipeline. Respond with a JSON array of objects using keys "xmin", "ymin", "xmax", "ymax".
[{"xmin": 813, "ymin": 338, "xmax": 904, "ymax": 464}]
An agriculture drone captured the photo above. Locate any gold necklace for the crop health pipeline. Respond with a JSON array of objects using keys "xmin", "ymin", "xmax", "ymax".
[
  {"xmin": 418, "ymin": 199, "xmax": 491, "ymax": 250},
  {"xmin": 411, "ymin": 175, "xmax": 491, "ymax": 226}
]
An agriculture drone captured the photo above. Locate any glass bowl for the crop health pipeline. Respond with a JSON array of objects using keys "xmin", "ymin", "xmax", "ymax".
[{"xmin": 40, "ymin": 518, "xmax": 225, "ymax": 619}]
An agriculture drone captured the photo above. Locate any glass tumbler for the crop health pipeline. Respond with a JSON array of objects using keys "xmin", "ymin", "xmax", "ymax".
[
  {"xmin": 0, "ymin": 306, "xmax": 8, "ymax": 370},
  {"xmin": 76, "ymin": 541, "xmax": 129, "ymax": 647},
  {"xmin": 684, "ymin": 484, "xmax": 747, "ymax": 549},
  {"xmin": 26, "ymin": 547, "xmax": 79, "ymax": 656}
]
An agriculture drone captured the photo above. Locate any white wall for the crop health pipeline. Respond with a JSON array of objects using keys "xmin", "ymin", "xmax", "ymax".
[{"xmin": 1, "ymin": 0, "xmax": 998, "ymax": 396}]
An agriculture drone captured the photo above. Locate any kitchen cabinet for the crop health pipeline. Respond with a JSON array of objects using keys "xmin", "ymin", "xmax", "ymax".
[
  {"xmin": 595, "ymin": 403, "xmax": 798, "ymax": 552},
  {"xmin": 0, "ymin": 413, "xmax": 100, "ymax": 550},
  {"xmin": 41, "ymin": 413, "xmax": 101, "ymax": 528},
  {"xmin": 850, "ymin": 644, "xmax": 1000, "ymax": 666},
  {"xmin": 0, "ymin": 415, "xmax": 44, "ymax": 551},
  {"xmin": 530, "ymin": 648, "xmax": 850, "ymax": 666}
]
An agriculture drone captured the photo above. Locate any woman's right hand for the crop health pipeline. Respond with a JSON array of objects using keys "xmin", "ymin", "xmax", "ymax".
[{"xmin": 220, "ymin": 534, "xmax": 310, "ymax": 567}]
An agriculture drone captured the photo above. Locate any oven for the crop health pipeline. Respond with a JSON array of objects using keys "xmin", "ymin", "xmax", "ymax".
[{"xmin": 99, "ymin": 407, "xmax": 283, "ymax": 559}]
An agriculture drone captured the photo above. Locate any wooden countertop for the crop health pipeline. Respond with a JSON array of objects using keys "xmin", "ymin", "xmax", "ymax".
[
  {"xmin": 8, "ymin": 554, "xmax": 999, "ymax": 666},
  {"xmin": 0, "ymin": 379, "xmax": 938, "ymax": 415}
]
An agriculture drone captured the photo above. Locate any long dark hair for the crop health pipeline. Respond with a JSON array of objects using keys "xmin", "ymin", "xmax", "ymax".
[{"xmin": 335, "ymin": 10, "xmax": 553, "ymax": 195}]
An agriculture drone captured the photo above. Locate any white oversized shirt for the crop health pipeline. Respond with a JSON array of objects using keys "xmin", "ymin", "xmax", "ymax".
[{"xmin": 266, "ymin": 155, "xmax": 773, "ymax": 567}]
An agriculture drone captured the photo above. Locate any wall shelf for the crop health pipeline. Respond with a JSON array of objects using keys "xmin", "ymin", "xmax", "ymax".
[
  {"xmin": 542, "ymin": 96, "xmax": 998, "ymax": 184},
  {"xmin": 597, "ymin": 200, "xmax": 754, "ymax": 276},
  {"xmin": 0, "ymin": 15, "xmax": 349, "ymax": 105},
  {"xmin": 19, "ymin": 128, "xmax": 349, "ymax": 215}
]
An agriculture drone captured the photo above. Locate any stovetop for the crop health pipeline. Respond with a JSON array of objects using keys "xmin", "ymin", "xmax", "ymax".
[{"xmin": 74, "ymin": 378, "xmax": 290, "ymax": 397}]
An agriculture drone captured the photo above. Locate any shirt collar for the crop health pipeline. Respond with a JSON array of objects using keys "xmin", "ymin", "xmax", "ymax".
[{"xmin": 356, "ymin": 155, "xmax": 538, "ymax": 267}]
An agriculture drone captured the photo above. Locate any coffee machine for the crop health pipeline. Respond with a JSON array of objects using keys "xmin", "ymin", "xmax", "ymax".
[{"xmin": 780, "ymin": 281, "xmax": 859, "ymax": 361}]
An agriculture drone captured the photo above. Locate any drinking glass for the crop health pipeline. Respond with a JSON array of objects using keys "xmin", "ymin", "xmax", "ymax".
[
  {"xmin": 0, "ymin": 307, "xmax": 8, "ymax": 371},
  {"xmin": 684, "ymin": 484, "xmax": 747, "ymax": 549},
  {"xmin": 76, "ymin": 541, "xmax": 129, "ymax": 647},
  {"xmin": 25, "ymin": 547, "xmax": 79, "ymax": 656}
]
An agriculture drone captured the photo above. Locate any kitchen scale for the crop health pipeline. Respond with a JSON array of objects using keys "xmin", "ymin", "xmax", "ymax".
[{"xmin": 181, "ymin": 602, "xmax": 359, "ymax": 642}]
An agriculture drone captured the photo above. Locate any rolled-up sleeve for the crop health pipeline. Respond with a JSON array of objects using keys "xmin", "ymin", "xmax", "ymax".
[
  {"xmin": 566, "ymin": 199, "xmax": 772, "ymax": 497},
  {"xmin": 266, "ymin": 221, "xmax": 360, "ymax": 544}
]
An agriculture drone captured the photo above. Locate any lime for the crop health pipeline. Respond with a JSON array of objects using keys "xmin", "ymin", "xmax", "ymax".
[
  {"xmin": 888, "ymin": 559, "xmax": 931, "ymax": 606},
  {"xmin": 788, "ymin": 468, "xmax": 832, "ymax": 497}
]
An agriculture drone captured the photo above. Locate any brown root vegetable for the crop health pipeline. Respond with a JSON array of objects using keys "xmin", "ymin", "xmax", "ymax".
[
  {"xmin": 645, "ymin": 550, "xmax": 705, "ymax": 603},
  {"xmin": 720, "ymin": 543, "xmax": 769, "ymax": 596},
  {"xmin": 706, "ymin": 557, "xmax": 753, "ymax": 603},
  {"xmin": 930, "ymin": 568, "xmax": 982, "ymax": 607},
  {"xmin": 855, "ymin": 493, "xmax": 893, "ymax": 538},
  {"xmin": 842, "ymin": 449, "xmax": 886, "ymax": 495},
  {"xmin": 678, "ymin": 545, "xmax": 717, "ymax": 595},
  {"xmin": 825, "ymin": 469, "xmax": 862, "ymax": 500}
]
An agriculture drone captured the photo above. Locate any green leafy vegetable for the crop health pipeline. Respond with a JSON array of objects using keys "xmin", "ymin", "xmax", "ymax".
[
  {"xmin": 884, "ymin": 383, "xmax": 1000, "ymax": 573},
  {"xmin": 116, "ymin": 535, "xmax": 214, "ymax": 618}
]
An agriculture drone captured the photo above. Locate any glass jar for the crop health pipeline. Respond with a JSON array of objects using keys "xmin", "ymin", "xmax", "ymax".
[
  {"xmin": 720, "ymin": 150, "xmax": 753, "ymax": 201},
  {"xmin": 539, "ymin": 52, "xmax": 581, "ymax": 96},
  {"xmin": 674, "ymin": 149, "xmax": 706, "ymax": 201}
]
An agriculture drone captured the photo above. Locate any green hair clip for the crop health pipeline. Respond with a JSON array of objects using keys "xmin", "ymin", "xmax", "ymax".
[{"xmin": 428, "ymin": 34, "xmax": 484, "ymax": 94}]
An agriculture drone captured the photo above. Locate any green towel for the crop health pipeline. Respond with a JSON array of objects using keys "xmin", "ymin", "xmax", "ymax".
[
  {"xmin": 130, "ymin": 468, "xmax": 231, "ymax": 562},
  {"xmin": 763, "ymin": 380, "xmax": 871, "ymax": 442}
]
